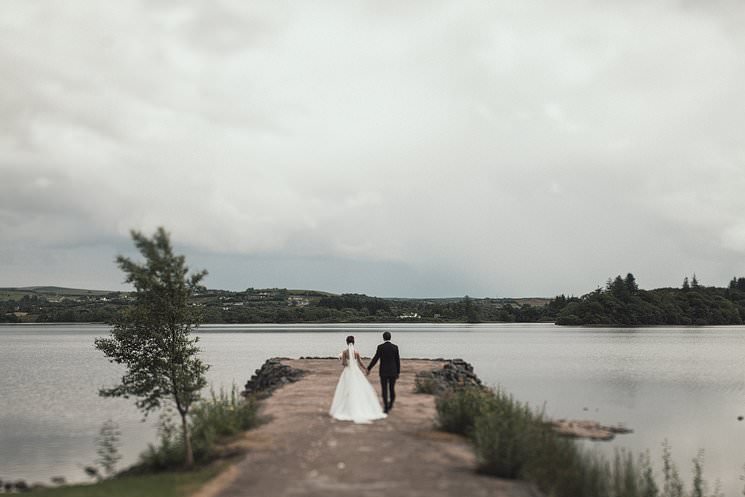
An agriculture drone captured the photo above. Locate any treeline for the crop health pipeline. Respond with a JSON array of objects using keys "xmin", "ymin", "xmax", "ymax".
[
  {"xmin": 317, "ymin": 294, "xmax": 391, "ymax": 314},
  {"xmin": 1, "ymin": 288, "xmax": 554, "ymax": 324},
  {"xmin": 555, "ymin": 274, "xmax": 745, "ymax": 326},
  {"xmin": 1, "ymin": 293, "xmax": 123, "ymax": 323},
  {"xmin": 205, "ymin": 292, "xmax": 552, "ymax": 324},
  {"xmin": 6, "ymin": 276, "xmax": 745, "ymax": 326}
]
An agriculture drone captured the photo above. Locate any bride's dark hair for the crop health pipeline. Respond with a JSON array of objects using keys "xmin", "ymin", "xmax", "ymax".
[{"xmin": 346, "ymin": 335, "xmax": 355, "ymax": 345}]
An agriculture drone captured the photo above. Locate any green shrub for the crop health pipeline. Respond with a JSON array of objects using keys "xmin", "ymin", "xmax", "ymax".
[
  {"xmin": 95, "ymin": 419, "xmax": 122, "ymax": 478},
  {"xmin": 140, "ymin": 409, "xmax": 184, "ymax": 470},
  {"xmin": 190, "ymin": 386, "xmax": 260, "ymax": 453},
  {"xmin": 470, "ymin": 389, "xmax": 538, "ymax": 478},
  {"xmin": 435, "ymin": 387, "xmax": 493, "ymax": 435},
  {"xmin": 140, "ymin": 386, "xmax": 260, "ymax": 470},
  {"xmin": 437, "ymin": 386, "xmax": 724, "ymax": 497},
  {"xmin": 414, "ymin": 375, "xmax": 438, "ymax": 394}
]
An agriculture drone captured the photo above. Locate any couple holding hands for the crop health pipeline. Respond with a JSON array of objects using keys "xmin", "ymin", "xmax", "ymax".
[{"xmin": 329, "ymin": 331, "xmax": 400, "ymax": 423}]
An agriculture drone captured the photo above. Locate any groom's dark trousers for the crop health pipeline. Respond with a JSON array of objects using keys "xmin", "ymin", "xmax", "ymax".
[
  {"xmin": 380, "ymin": 376, "xmax": 396, "ymax": 411},
  {"xmin": 367, "ymin": 341, "xmax": 401, "ymax": 410}
]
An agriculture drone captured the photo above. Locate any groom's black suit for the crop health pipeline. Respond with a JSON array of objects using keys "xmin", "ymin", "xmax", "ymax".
[{"xmin": 367, "ymin": 341, "xmax": 400, "ymax": 412}]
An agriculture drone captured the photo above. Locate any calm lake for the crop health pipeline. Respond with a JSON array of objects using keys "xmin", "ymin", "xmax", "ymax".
[{"xmin": 1, "ymin": 323, "xmax": 744, "ymax": 494}]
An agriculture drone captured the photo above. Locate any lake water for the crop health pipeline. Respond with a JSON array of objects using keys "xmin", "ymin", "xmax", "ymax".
[{"xmin": 1, "ymin": 323, "xmax": 744, "ymax": 494}]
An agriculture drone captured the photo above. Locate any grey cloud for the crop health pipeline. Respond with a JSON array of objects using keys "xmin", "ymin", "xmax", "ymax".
[{"xmin": 2, "ymin": 0, "xmax": 745, "ymax": 296}]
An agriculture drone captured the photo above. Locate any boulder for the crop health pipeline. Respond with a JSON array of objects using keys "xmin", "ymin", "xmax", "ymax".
[
  {"xmin": 415, "ymin": 359, "xmax": 482, "ymax": 395},
  {"xmin": 243, "ymin": 358, "xmax": 305, "ymax": 397}
]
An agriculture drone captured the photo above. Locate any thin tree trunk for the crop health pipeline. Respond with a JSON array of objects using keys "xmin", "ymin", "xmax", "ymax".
[{"xmin": 180, "ymin": 411, "xmax": 194, "ymax": 468}]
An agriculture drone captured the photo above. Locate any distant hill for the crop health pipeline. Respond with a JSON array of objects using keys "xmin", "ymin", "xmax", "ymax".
[
  {"xmin": 0, "ymin": 286, "xmax": 549, "ymax": 302},
  {"xmin": 23, "ymin": 286, "xmax": 113, "ymax": 295},
  {"xmin": 0, "ymin": 286, "xmax": 555, "ymax": 324},
  {"xmin": 0, "ymin": 286, "xmax": 114, "ymax": 299}
]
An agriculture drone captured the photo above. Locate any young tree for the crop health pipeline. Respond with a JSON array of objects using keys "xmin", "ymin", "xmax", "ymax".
[
  {"xmin": 95, "ymin": 227, "xmax": 208, "ymax": 467},
  {"xmin": 95, "ymin": 420, "xmax": 122, "ymax": 477}
]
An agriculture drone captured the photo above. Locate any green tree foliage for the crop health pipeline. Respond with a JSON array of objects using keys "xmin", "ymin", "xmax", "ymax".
[
  {"xmin": 544, "ymin": 295, "xmax": 576, "ymax": 319},
  {"xmin": 729, "ymin": 277, "xmax": 745, "ymax": 291},
  {"xmin": 464, "ymin": 295, "xmax": 480, "ymax": 323},
  {"xmin": 94, "ymin": 227, "xmax": 209, "ymax": 467},
  {"xmin": 625, "ymin": 273, "xmax": 638, "ymax": 293},
  {"xmin": 317, "ymin": 293, "xmax": 391, "ymax": 314},
  {"xmin": 557, "ymin": 273, "xmax": 745, "ymax": 326},
  {"xmin": 140, "ymin": 387, "xmax": 259, "ymax": 469}
]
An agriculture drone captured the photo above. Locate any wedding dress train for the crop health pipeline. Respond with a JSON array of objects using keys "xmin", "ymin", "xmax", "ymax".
[{"xmin": 329, "ymin": 344, "xmax": 387, "ymax": 423}]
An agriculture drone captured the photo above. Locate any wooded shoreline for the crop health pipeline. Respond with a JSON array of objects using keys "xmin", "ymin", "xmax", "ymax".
[{"xmin": 4, "ymin": 272, "xmax": 745, "ymax": 326}]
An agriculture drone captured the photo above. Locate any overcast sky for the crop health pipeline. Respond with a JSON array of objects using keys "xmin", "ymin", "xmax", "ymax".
[{"xmin": 2, "ymin": 1, "xmax": 745, "ymax": 297}]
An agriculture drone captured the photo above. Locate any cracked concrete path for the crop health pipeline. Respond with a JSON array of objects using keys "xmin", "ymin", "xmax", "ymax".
[{"xmin": 199, "ymin": 359, "xmax": 538, "ymax": 497}]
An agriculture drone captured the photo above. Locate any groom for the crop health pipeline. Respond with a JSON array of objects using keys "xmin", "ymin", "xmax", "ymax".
[{"xmin": 367, "ymin": 331, "xmax": 400, "ymax": 413}]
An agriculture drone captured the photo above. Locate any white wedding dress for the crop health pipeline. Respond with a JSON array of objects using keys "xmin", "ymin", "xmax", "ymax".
[{"xmin": 329, "ymin": 344, "xmax": 387, "ymax": 423}]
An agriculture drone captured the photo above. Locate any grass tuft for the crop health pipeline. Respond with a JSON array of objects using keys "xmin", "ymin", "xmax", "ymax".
[{"xmin": 414, "ymin": 375, "xmax": 438, "ymax": 394}]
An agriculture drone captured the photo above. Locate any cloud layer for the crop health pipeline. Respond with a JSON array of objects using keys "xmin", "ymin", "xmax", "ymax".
[{"xmin": 2, "ymin": 0, "xmax": 745, "ymax": 296}]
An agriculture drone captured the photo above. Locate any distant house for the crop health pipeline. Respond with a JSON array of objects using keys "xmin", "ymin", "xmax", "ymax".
[
  {"xmin": 288, "ymin": 296, "xmax": 310, "ymax": 307},
  {"xmin": 398, "ymin": 312, "xmax": 420, "ymax": 320}
]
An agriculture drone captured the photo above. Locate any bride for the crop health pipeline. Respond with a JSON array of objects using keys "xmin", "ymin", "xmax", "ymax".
[{"xmin": 329, "ymin": 336, "xmax": 387, "ymax": 423}]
